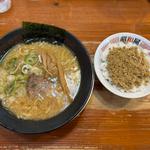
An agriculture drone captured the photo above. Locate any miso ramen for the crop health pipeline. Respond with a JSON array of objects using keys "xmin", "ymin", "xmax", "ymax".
[{"xmin": 0, "ymin": 41, "xmax": 81, "ymax": 120}]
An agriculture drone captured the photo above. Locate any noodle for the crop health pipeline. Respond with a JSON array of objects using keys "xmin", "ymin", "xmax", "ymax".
[{"xmin": 0, "ymin": 42, "xmax": 81, "ymax": 120}]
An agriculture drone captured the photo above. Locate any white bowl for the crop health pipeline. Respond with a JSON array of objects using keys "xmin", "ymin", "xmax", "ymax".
[{"xmin": 94, "ymin": 32, "xmax": 150, "ymax": 98}]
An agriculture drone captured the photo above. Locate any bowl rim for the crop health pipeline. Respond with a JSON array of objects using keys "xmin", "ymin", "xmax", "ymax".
[{"xmin": 94, "ymin": 32, "xmax": 150, "ymax": 98}]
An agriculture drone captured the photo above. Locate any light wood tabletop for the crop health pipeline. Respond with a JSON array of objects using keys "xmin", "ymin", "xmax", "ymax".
[{"xmin": 1, "ymin": 0, "xmax": 150, "ymax": 149}]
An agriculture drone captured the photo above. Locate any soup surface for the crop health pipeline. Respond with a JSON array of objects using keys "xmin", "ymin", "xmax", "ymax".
[{"xmin": 0, "ymin": 41, "xmax": 81, "ymax": 120}]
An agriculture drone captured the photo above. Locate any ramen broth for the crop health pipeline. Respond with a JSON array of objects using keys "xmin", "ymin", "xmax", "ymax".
[{"xmin": 0, "ymin": 41, "xmax": 81, "ymax": 120}]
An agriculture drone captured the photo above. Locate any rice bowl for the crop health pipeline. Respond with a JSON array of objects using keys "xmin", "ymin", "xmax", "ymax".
[{"xmin": 94, "ymin": 32, "xmax": 150, "ymax": 98}]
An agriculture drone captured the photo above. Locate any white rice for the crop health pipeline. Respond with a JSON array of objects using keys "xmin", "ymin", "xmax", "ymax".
[{"xmin": 100, "ymin": 42, "xmax": 150, "ymax": 93}]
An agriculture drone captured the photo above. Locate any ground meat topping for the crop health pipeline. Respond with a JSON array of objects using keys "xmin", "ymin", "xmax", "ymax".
[{"xmin": 107, "ymin": 46, "xmax": 150, "ymax": 91}]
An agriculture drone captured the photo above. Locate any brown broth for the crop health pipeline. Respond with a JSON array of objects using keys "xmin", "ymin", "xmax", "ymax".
[{"xmin": 0, "ymin": 42, "xmax": 81, "ymax": 120}]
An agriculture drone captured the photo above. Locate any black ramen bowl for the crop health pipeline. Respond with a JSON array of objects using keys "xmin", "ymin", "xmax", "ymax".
[{"xmin": 0, "ymin": 22, "xmax": 94, "ymax": 133}]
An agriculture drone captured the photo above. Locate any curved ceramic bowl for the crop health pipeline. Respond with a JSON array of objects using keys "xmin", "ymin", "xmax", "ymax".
[
  {"xmin": 94, "ymin": 32, "xmax": 150, "ymax": 98},
  {"xmin": 0, "ymin": 23, "xmax": 94, "ymax": 133}
]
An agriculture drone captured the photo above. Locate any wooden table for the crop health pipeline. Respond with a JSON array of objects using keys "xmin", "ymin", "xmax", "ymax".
[{"xmin": 1, "ymin": 0, "xmax": 150, "ymax": 149}]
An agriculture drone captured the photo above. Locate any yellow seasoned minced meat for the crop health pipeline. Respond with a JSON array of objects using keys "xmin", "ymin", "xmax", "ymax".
[{"xmin": 107, "ymin": 46, "xmax": 150, "ymax": 91}]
